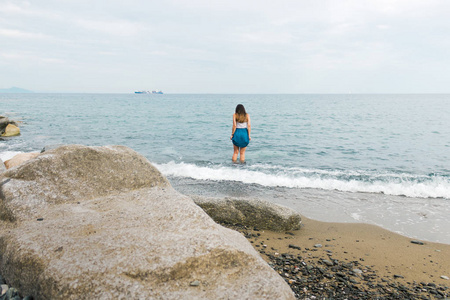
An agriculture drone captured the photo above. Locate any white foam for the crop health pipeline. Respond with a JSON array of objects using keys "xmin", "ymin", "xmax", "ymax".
[
  {"xmin": 0, "ymin": 151, "xmax": 25, "ymax": 161},
  {"xmin": 154, "ymin": 162, "xmax": 450, "ymax": 199}
]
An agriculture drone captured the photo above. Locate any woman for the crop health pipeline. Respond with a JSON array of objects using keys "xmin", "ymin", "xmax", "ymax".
[{"xmin": 230, "ymin": 104, "xmax": 251, "ymax": 163}]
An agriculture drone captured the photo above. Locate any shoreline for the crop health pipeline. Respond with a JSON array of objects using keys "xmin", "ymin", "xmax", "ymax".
[{"xmin": 224, "ymin": 215, "xmax": 450, "ymax": 299}]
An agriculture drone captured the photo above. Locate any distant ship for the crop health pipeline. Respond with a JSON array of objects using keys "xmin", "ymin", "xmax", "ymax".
[{"xmin": 134, "ymin": 90, "xmax": 163, "ymax": 94}]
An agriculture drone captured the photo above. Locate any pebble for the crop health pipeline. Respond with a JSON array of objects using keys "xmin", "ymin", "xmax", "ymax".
[
  {"xmin": 288, "ymin": 244, "xmax": 301, "ymax": 250},
  {"xmin": 441, "ymin": 276, "xmax": 449, "ymax": 280},
  {"xmin": 1, "ymin": 284, "xmax": 8, "ymax": 296},
  {"xmin": 314, "ymin": 244, "xmax": 322, "ymax": 248},
  {"xmin": 411, "ymin": 240, "xmax": 424, "ymax": 245},
  {"xmin": 214, "ymin": 223, "xmax": 450, "ymax": 300},
  {"xmin": 322, "ymin": 259, "xmax": 334, "ymax": 266},
  {"xmin": 189, "ymin": 280, "xmax": 200, "ymax": 286},
  {"xmin": 263, "ymin": 249, "xmax": 450, "ymax": 299}
]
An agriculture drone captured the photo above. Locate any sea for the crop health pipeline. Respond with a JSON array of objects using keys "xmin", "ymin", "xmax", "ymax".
[{"xmin": 1, "ymin": 93, "xmax": 449, "ymax": 244}]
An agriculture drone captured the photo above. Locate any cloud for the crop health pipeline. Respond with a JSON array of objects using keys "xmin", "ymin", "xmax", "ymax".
[
  {"xmin": 75, "ymin": 18, "xmax": 147, "ymax": 37},
  {"xmin": 0, "ymin": 51, "xmax": 65, "ymax": 64},
  {"xmin": 0, "ymin": 28, "xmax": 50, "ymax": 39},
  {"xmin": 238, "ymin": 30, "xmax": 294, "ymax": 45},
  {"xmin": 1, "ymin": 0, "xmax": 450, "ymax": 92}
]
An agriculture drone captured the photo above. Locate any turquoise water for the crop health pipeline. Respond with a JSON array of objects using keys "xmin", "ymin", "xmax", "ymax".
[{"xmin": 1, "ymin": 93, "xmax": 449, "ymax": 243}]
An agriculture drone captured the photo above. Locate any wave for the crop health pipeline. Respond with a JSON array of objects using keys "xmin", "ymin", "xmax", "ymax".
[
  {"xmin": 154, "ymin": 162, "xmax": 450, "ymax": 199},
  {"xmin": 0, "ymin": 151, "xmax": 25, "ymax": 162}
]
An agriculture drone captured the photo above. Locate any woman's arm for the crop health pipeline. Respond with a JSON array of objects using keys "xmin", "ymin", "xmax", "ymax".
[
  {"xmin": 231, "ymin": 114, "xmax": 236, "ymax": 140},
  {"xmin": 247, "ymin": 114, "xmax": 251, "ymax": 140}
]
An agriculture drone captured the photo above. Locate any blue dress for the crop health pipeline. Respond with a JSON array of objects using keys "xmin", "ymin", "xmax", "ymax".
[{"xmin": 232, "ymin": 122, "xmax": 249, "ymax": 148}]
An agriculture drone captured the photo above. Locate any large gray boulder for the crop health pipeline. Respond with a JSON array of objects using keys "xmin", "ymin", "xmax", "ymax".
[
  {"xmin": 193, "ymin": 196, "xmax": 302, "ymax": 232},
  {"xmin": 0, "ymin": 145, "xmax": 295, "ymax": 299},
  {"xmin": 0, "ymin": 145, "xmax": 170, "ymax": 221}
]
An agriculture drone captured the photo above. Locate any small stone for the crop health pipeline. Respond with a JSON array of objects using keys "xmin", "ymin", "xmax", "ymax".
[
  {"xmin": 394, "ymin": 274, "xmax": 404, "ymax": 279},
  {"xmin": 410, "ymin": 240, "xmax": 424, "ymax": 245},
  {"xmin": 352, "ymin": 268, "xmax": 363, "ymax": 274},
  {"xmin": 190, "ymin": 280, "xmax": 200, "ymax": 286},
  {"xmin": 322, "ymin": 259, "xmax": 334, "ymax": 266},
  {"xmin": 288, "ymin": 244, "xmax": 301, "ymax": 250},
  {"xmin": 37, "ymin": 218, "xmax": 44, "ymax": 221},
  {"xmin": 441, "ymin": 275, "xmax": 449, "ymax": 280},
  {"xmin": 1, "ymin": 284, "xmax": 8, "ymax": 296},
  {"xmin": 314, "ymin": 244, "xmax": 322, "ymax": 248},
  {"xmin": 5, "ymin": 287, "xmax": 17, "ymax": 299}
]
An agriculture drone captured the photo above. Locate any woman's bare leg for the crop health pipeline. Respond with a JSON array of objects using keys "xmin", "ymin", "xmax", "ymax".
[
  {"xmin": 232, "ymin": 145, "xmax": 239, "ymax": 162},
  {"xmin": 239, "ymin": 147, "xmax": 247, "ymax": 163}
]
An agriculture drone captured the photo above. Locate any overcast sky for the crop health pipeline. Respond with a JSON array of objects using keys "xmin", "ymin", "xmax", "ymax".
[{"xmin": 1, "ymin": 0, "xmax": 449, "ymax": 93}]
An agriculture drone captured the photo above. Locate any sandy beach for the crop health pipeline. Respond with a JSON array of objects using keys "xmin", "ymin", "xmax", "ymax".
[{"xmin": 226, "ymin": 215, "xmax": 450, "ymax": 299}]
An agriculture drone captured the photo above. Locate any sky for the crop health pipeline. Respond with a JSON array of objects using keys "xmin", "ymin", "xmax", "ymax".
[{"xmin": 0, "ymin": 0, "xmax": 450, "ymax": 93}]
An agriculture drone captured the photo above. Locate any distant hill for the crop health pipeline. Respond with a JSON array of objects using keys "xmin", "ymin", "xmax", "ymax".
[{"xmin": 0, "ymin": 87, "xmax": 34, "ymax": 93}]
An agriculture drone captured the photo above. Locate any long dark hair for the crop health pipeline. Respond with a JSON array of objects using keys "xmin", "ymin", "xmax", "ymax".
[{"xmin": 235, "ymin": 104, "xmax": 247, "ymax": 123}]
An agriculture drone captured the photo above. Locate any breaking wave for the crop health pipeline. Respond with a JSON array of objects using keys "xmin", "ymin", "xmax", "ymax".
[{"xmin": 154, "ymin": 162, "xmax": 450, "ymax": 199}]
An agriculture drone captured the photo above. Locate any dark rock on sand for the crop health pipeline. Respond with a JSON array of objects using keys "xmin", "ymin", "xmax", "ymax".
[
  {"xmin": 0, "ymin": 145, "xmax": 295, "ymax": 299},
  {"xmin": 192, "ymin": 196, "xmax": 302, "ymax": 232},
  {"xmin": 411, "ymin": 240, "xmax": 425, "ymax": 245}
]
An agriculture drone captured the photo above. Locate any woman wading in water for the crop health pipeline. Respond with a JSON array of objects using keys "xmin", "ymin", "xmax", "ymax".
[{"xmin": 230, "ymin": 104, "xmax": 251, "ymax": 163}]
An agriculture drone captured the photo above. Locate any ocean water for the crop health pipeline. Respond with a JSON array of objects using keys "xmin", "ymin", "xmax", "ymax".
[{"xmin": 1, "ymin": 93, "xmax": 449, "ymax": 244}]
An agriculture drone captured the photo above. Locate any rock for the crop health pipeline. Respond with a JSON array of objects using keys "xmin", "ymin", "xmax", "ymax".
[
  {"xmin": 0, "ymin": 145, "xmax": 295, "ymax": 299},
  {"xmin": 322, "ymin": 259, "xmax": 334, "ymax": 266},
  {"xmin": 288, "ymin": 244, "xmax": 301, "ymax": 250},
  {"xmin": 1, "ymin": 284, "xmax": 8, "ymax": 296},
  {"xmin": 192, "ymin": 196, "xmax": 302, "ymax": 232},
  {"xmin": 411, "ymin": 240, "xmax": 424, "ymax": 245},
  {"xmin": 0, "ymin": 116, "xmax": 17, "ymax": 133},
  {"xmin": 1, "ymin": 145, "xmax": 170, "ymax": 221},
  {"xmin": 190, "ymin": 280, "xmax": 200, "ymax": 286},
  {"xmin": 314, "ymin": 244, "xmax": 322, "ymax": 248},
  {"xmin": 441, "ymin": 275, "xmax": 449, "ymax": 280},
  {"xmin": 4, "ymin": 152, "xmax": 39, "ymax": 170},
  {"xmin": 352, "ymin": 268, "xmax": 363, "ymax": 275},
  {"xmin": 1, "ymin": 124, "xmax": 20, "ymax": 137}
]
